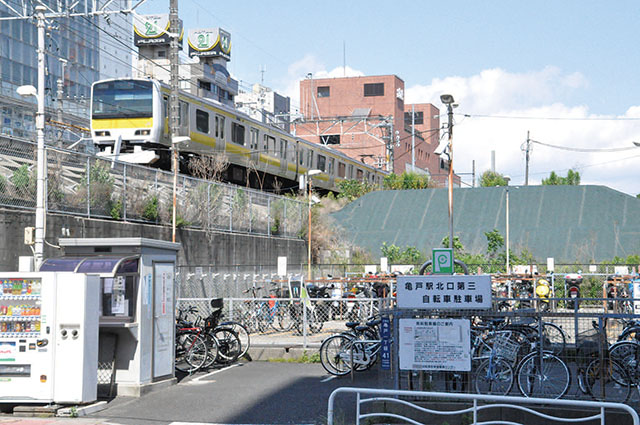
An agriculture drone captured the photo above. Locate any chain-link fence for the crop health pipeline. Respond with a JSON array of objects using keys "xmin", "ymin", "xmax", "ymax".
[{"xmin": 0, "ymin": 137, "xmax": 305, "ymax": 238}]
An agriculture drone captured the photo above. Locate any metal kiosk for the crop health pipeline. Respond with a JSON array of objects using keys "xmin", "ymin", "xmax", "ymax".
[{"xmin": 39, "ymin": 237, "xmax": 180, "ymax": 397}]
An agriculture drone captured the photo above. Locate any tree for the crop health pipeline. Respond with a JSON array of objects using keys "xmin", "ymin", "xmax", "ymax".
[
  {"xmin": 383, "ymin": 172, "xmax": 435, "ymax": 190},
  {"xmin": 380, "ymin": 242, "xmax": 426, "ymax": 264},
  {"xmin": 542, "ymin": 169, "xmax": 581, "ymax": 185},
  {"xmin": 485, "ymin": 229, "xmax": 504, "ymax": 256},
  {"xmin": 441, "ymin": 235, "xmax": 464, "ymax": 256},
  {"xmin": 479, "ymin": 170, "xmax": 508, "ymax": 187},
  {"xmin": 336, "ymin": 179, "xmax": 375, "ymax": 201}
]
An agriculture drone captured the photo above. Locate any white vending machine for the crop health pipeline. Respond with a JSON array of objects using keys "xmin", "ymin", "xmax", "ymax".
[{"xmin": 0, "ymin": 272, "xmax": 99, "ymax": 404}]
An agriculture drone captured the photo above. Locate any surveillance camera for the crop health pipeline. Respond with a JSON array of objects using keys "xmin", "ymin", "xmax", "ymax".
[{"xmin": 434, "ymin": 139, "xmax": 448, "ymax": 156}]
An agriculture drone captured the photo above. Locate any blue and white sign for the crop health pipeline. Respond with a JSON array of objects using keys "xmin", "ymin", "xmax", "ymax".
[
  {"xmin": 380, "ymin": 316, "xmax": 391, "ymax": 370},
  {"xmin": 396, "ymin": 275, "xmax": 492, "ymax": 310}
]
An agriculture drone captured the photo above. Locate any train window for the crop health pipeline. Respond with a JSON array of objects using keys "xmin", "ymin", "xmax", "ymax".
[
  {"xmin": 196, "ymin": 109, "xmax": 209, "ymax": 133},
  {"xmin": 317, "ymin": 155, "xmax": 326, "ymax": 172},
  {"xmin": 356, "ymin": 169, "xmax": 364, "ymax": 180},
  {"xmin": 338, "ymin": 162, "xmax": 346, "ymax": 178},
  {"xmin": 279, "ymin": 139, "xmax": 287, "ymax": 159},
  {"xmin": 232, "ymin": 122, "xmax": 245, "ymax": 145},
  {"xmin": 328, "ymin": 158, "xmax": 334, "ymax": 175},
  {"xmin": 250, "ymin": 128, "xmax": 259, "ymax": 150},
  {"xmin": 163, "ymin": 96, "xmax": 168, "ymax": 120},
  {"xmin": 299, "ymin": 148, "xmax": 305, "ymax": 165},
  {"xmin": 348, "ymin": 164, "xmax": 354, "ymax": 179},
  {"xmin": 307, "ymin": 150, "xmax": 313, "ymax": 167}
]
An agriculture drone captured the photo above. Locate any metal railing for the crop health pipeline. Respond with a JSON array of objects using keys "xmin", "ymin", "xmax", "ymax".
[
  {"xmin": 0, "ymin": 137, "xmax": 305, "ymax": 238},
  {"xmin": 327, "ymin": 387, "xmax": 640, "ymax": 425}
]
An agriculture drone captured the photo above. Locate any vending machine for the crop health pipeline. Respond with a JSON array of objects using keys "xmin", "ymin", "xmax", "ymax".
[{"xmin": 0, "ymin": 272, "xmax": 99, "ymax": 404}]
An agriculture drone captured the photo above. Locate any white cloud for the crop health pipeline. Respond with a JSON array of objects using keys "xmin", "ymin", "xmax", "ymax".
[{"xmin": 406, "ymin": 67, "xmax": 640, "ymax": 196}]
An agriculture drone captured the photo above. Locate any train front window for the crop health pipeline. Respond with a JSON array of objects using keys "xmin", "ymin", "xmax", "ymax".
[{"xmin": 92, "ymin": 80, "xmax": 153, "ymax": 119}]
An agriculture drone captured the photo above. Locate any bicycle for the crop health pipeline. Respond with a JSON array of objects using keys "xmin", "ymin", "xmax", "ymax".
[
  {"xmin": 319, "ymin": 318, "xmax": 382, "ymax": 376},
  {"xmin": 577, "ymin": 320, "xmax": 634, "ymax": 402},
  {"xmin": 473, "ymin": 331, "xmax": 518, "ymax": 395},
  {"xmin": 175, "ymin": 307, "xmax": 210, "ymax": 373}
]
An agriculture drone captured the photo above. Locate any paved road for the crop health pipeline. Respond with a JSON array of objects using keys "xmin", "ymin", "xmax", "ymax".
[{"xmin": 84, "ymin": 361, "xmax": 389, "ymax": 425}]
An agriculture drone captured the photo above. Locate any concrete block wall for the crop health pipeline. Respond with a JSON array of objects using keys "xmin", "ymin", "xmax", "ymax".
[{"xmin": 0, "ymin": 208, "xmax": 306, "ymax": 270}]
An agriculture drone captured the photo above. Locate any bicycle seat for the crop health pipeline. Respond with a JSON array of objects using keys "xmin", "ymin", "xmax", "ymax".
[
  {"xmin": 355, "ymin": 325, "xmax": 371, "ymax": 333},
  {"xmin": 210, "ymin": 298, "xmax": 224, "ymax": 310},
  {"xmin": 345, "ymin": 321, "xmax": 360, "ymax": 329},
  {"xmin": 366, "ymin": 319, "xmax": 381, "ymax": 327}
]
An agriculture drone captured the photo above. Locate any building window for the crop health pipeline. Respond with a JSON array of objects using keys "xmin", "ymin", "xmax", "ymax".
[
  {"xmin": 232, "ymin": 122, "xmax": 245, "ymax": 145},
  {"xmin": 196, "ymin": 109, "xmax": 209, "ymax": 133},
  {"xmin": 320, "ymin": 134, "xmax": 340, "ymax": 145},
  {"xmin": 364, "ymin": 83, "xmax": 384, "ymax": 97},
  {"xmin": 199, "ymin": 80, "xmax": 212, "ymax": 92},
  {"xmin": 317, "ymin": 86, "xmax": 330, "ymax": 98}
]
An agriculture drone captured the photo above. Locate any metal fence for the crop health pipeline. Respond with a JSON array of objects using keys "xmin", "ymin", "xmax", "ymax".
[{"xmin": 0, "ymin": 137, "xmax": 305, "ymax": 238}]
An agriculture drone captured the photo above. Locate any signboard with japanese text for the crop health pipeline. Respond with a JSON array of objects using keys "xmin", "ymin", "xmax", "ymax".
[
  {"xmin": 380, "ymin": 316, "xmax": 391, "ymax": 370},
  {"xmin": 432, "ymin": 248, "xmax": 454, "ymax": 274},
  {"xmin": 396, "ymin": 275, "xmax": 492, "ymax": 310},
  {"xmin": 399, "ymin": 318, "xmax": 470, "ymax": 371}
]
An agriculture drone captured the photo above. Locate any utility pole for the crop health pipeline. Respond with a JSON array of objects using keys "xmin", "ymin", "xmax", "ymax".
[
  {"xmin": 411, "ymin": 105, "xmax": 415, "ymax": 169},
  {"xmin": 472, "ymin": 160, "xmax": 476, "ymax": 188},
  {"xmin": 34, "ymin": 5, "xmax": 46, "ymax": 269},
  {"xmin": 56, "ymin": 59, "xmax": 67, "ymax": 146},
  {"xmin": 170, "ymin": 0, "xmax": 180, "ymax": 243},
  {"xmin": 524, "ymin": 131, "xmax": 531, "ymax": 186},
  {"xmin": 440, "ymin": 94, "xmax": 455, "ymax": 250}
]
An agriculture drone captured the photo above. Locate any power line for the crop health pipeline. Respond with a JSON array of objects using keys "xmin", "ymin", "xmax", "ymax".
[
  {"xmin": 530, "ymin": 138, "xmax": 638, "ymax": 153},
  {"xmin": 458, "ymin": 112, "xmax": 640, "ymax": 121}
]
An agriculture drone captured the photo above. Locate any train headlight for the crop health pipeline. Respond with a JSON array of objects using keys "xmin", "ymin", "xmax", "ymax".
[
  {"xmin": 135, "ymin": 129, "xmax": 151, "ymax": 136},
  {"xmin": 95, "ymin": 131, "xmax": 111, "ymax": 137}
]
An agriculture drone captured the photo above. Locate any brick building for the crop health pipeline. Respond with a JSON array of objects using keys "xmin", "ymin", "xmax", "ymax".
[{"xmin": 297, "ymin": 74, "xmax": 455, "ymax": 185}]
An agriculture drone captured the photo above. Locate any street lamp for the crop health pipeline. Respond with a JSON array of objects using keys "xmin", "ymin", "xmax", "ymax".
[
  {"xmin": 305, "ymin": 169, "xmax": 321, "ymax": 281},
  {"xmin": 440, "ymin": 94, "xmax": 456, "ymax": 250},
  {"xmin": 633, "ymin": 141, "xmax": 640, "ymax": 147},
  {"xmin": 172, "ymin": 136, "xmax": 190, "ymax": 243}
]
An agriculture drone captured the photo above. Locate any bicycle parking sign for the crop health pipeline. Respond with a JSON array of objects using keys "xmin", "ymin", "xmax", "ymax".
[
  {"xmin": 396, "ymin": 275, "xmax": 492, "ymax": 309},
  {"xmin": 432, "ymin": 248, "xmax": 454, "ymax": 274}
]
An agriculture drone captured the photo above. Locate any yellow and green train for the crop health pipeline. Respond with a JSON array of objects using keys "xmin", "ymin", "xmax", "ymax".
[{"xmin": 90, "ymin": 78, "xmax": 386, "ymax": 192}]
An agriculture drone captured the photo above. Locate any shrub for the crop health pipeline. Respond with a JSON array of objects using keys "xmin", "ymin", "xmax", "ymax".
[{"xmin": 142, "ymin": 196, "xmax": 159, "ymax": 221}]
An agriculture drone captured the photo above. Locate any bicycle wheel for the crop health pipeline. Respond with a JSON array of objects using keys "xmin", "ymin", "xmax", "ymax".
[
  {"xmin": 201, "ymin": 333, "xmax": 220, "ymax": 369},
  {"xmin": 211, "ymin": 328, "xmax": 241, "ymax": 364},
  {"xmin": 541, "ymin": 323, "xmax": 566, "ymax": 356},
  {"xmin": 175, "ymin": 331, "xmax": 208, "ymax": 373},
  {"xmin": 272, "ymin": 304, "xmax": 295, "ymax": 332},
  {"xmin": 474, "ymin": 357, "xmax": 514, "ymax": 395},
  {"xmin": 319, "ymin": 334, "xmax": 353, "ymax": 376},
  {"xmin": 585, "ymin": 358, "xmax": 631, "ymax": 403},
  {"xmin": 219, "ymin": 321, "xmax": 251, "ymax": 358},
  {"xmin": 516, "ymin": 352, "xmax": 570, "ymax": 399},
  {"xmin": 609, "ymin": 341, "xmax": 640, "ymax": 385}
]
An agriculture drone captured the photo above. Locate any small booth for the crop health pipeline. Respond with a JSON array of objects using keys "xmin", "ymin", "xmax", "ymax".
[{"xmin": 40, "ymin": 238, "xmax": 180, "ymax": 397}]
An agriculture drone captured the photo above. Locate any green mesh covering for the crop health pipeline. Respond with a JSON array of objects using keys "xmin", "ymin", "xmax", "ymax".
[{"xmin": 330, "ymin": 185, "xmax": 640, "ymax": 262}]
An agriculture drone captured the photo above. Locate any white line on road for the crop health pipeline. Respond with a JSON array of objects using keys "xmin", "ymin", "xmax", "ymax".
[
  {"xmin": 184, "ymin": 363, "xmax": 241, "ymax": 385},
  {"xmin": 320, "ymin": 375, "xmax": 337, "ymax": 382}
]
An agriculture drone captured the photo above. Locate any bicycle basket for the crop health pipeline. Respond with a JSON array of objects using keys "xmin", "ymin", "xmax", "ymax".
[{"xmin": 493, "ymin": 332, "xmax": 520, "ymax": 363}]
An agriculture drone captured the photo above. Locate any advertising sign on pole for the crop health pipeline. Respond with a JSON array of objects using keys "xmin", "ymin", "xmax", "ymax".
[
  {"xmin": 380, "ymin": 316, "xmax": 391, "ymax": 370},
  {"xmin": 432, "ymin": 248, "xmax": 454, "ymax": 274},
  {"xmin": 399, "ymin": 318, "xmax": 470, "ymax": 371},
  {"xmin": 396, "ymin": 275, "xmax": 492, "ymax": 310}
]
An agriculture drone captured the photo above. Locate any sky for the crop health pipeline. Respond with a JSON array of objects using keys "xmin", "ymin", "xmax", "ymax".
[{"xmin": 138, "ymin": 1, "xmax": 640, "ymax": 196}]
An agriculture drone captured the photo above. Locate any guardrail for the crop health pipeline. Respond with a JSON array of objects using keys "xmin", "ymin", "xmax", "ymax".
[{"xmin": 327, "ymin": 387, "xmax": 640, "ymax": 425}]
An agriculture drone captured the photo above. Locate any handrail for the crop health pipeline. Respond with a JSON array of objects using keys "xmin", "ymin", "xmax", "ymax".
[{"xmin": 327, "ymin": 387, "xmax": 640, "ymax": 425}]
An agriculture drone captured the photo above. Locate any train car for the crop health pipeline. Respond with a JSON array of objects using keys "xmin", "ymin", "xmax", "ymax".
[{"xmin": 90, "ymin": 77, "xmax": 387, "ymax": 193}]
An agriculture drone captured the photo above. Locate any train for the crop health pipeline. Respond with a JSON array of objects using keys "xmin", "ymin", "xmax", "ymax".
[{"xmin": 89, "ymin": 78, "xmax": 387, "ymax": 193}]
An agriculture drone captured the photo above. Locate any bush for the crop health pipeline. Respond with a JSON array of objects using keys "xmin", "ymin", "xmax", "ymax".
[
  {"xmin": 11, "ymin": 164, "xmax": 35, "ymax": 197},
  {"xmin": 142, "ymin": 196, "xmax": 159, "ymax": 221},
  {"xmin": 0, "ymin": 174, "xmax": 6, "ymax": 193},
  {"xmin": 110, "ymin": 199, "xmax": 123, "ymax": 220}
]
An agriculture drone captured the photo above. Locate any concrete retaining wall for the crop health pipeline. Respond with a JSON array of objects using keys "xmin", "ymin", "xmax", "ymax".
[{"xmin": 0, "ymin": 208, "xmax": 307, "ymax": 270}]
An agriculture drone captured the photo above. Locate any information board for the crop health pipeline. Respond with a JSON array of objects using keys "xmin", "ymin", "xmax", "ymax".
[
  {"xmin": 380, "ymin": 316, "xmax": 391, "ymax": 370},
  {"xmin": 399, "ymin": 318, "xmax": 470, "ymax": 371},
  {"xmin": 396, "ymin": 275, "xmax": 492, "ymax": 309}
]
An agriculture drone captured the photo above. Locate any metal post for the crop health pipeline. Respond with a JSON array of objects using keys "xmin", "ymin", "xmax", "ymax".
[
  {"xmin": 56, "ymin": 59, "xmax": 67, "ymax": 146},
  {"xmin": 308, "ymin": 178, "xmax": 312, "ymax": 281},
  {"xmin": 33, "ymin": 5, "xmax": 47, "ymax": 269},
  {"xmin": 86, "ymin": 157, "xmax": 91, "ymax": 218},
  {"xmin": 411, "ymin": 105, "xmax": 415, "ymax": 169},
  {"xmin": 525, "ymin": 131, "xmax": 530, "ymax": 186},
  {"xmin": 170, "ymin": 0, "xmax": 180, "ymax": 242},
  {"xmin": 446, "ymin": 104, "xmax": 454, "ymax": 249},
  {"xmin": 123, "ymin": 164, "xmax": 127, "ymax": 221},
  {"xmin": 506, "ymin": 187, "xmax": 510, "ymax": 275}
]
